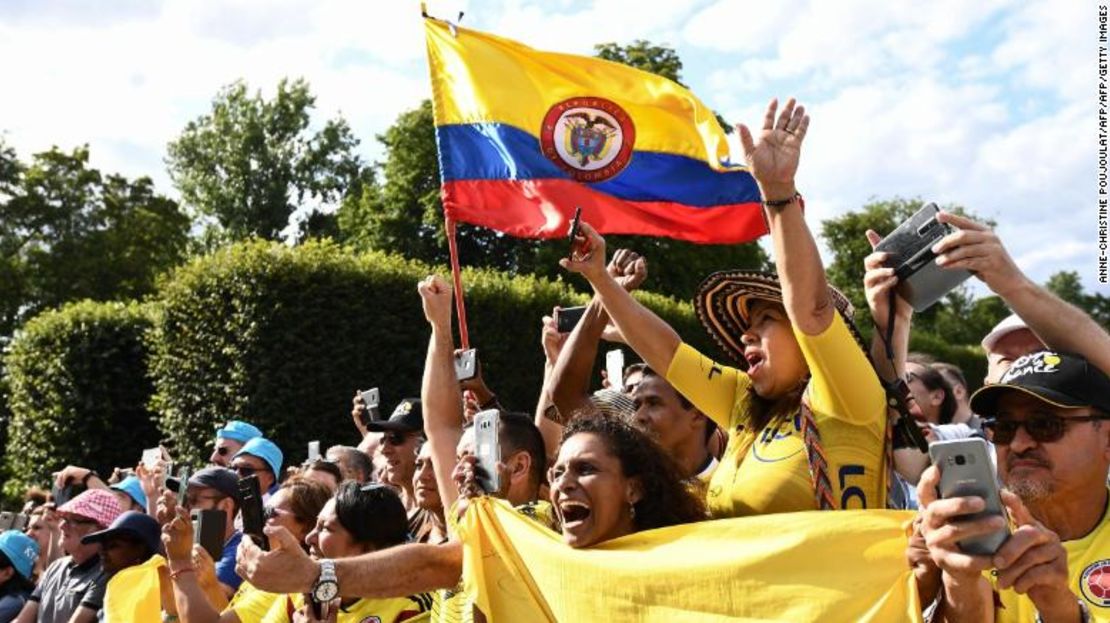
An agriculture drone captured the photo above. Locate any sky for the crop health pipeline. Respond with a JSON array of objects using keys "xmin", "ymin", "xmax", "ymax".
[{"xmin": 0, "ymin": 0, "xmax": 1098, "ymax": 293}]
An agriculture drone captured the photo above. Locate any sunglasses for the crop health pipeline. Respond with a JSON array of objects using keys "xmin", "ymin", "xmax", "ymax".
[
  {"xmin": 233, "ymin": 465, "xmax": 270, "ymax": 478},
  {"xmin": 982, "ymin": 412, "xmax": 1110, "ymax": 445}
]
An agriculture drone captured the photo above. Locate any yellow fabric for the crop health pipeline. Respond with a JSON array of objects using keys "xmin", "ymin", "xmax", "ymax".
[
  {"xmin": 228, "ymin": 581, "xmax": 280, "ymax": 623},
  {"xmin": 102, "ymin": 554, "xmax": 164, "ymax": 623},
  {"xmin": 666, "ymin": 313, "xmax": 887, "ymax": 517},
  {"xmin": 993, "ymin": 499, "xmax": 1110, "ymax": 622},
  {"xmin": 424, "ymin": 19, "xmax": 740, "ymax": 166},
  {"xmin": 263, "ymin": 591, "xmax": 433, "ymax": 623},
  {"xmin": 457, "ymin": 497, "xmax": 920, "ymax": 622}
]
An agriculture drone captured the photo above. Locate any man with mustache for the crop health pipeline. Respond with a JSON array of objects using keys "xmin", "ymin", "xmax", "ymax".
[{"xmin": 917, "ymin": 351, "xmax": 1110, "ymax": 622}]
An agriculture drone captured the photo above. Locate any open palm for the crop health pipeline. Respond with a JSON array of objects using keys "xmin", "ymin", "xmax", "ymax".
[{"xmin": 737, "ymin": 98, "xmax": 809, "ymax": 194}]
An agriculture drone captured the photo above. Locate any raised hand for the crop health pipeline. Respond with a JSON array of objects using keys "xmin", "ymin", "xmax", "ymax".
[
  {"xmin": 236, "ymin": 524, "xmax": 317, "ymax": 594},
  {"xmin": 540, "ymin": 310, "xmax": 567, "ymax": 365},
  {"xmin": 933, "ymin": 212, "xmax": 1024, "ymax": 296},
  {"xmin": 993, "ymin": 490, "xmax": 1076, "ymax": 618},
  {"xmin": 559, "ymin": 222, "xmax": 607, "ymax": 281},
  {"xmin": 737, "ymin": 97, "xmax": 809, "ymax": 199},
  {"xmin": 417, "ymin": 274, "xmax": 454, "ymax": 329},
  {"xmin": 607, "ymin": 249, "xmax": 647, "ymax": 292},
  {"xmin": 863, "ymin": 229, "xmax": 912, "ymax": 336}
]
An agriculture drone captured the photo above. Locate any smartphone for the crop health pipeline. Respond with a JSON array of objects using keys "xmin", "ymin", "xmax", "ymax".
[
  {"xmin": 474, "ymin": 409, "xmax": 501, "ymax": 494},
  {"xmin": 307, "ymin": 441, "xmax": 320, "ymax": 463},
  {"xmin": 237, "ymin": 475, "xmax": 269, "ymax": 550},
  {"xmin": 51, "ymin": 483, "xmax": 78, "ymax": 507},
  {"xmin": 141, "ymin": 447, "xmax": 162, "ymax": 469},
  {"xmin": 10, "ymin": 514, "xmax": 27, "ymax": 532},
  {"xmin": 606, "ymin": 349, "xmax": 625, "ymax": 390},
  {"xmin": 176, "ymin": 466, "xmax": 190, "ymax": 498},
  {"xmin": 455, "ymin": 349, "xmax": 478, "ymax": 382},
  {"xmin": 0, "ymin": 512, "xmax": 12, "ymax": 531},
  {"xmin": 929, "ymin": 438, "xmax": 1010, "ymax": 555},
  {"xmin": 874, "ymin": 203, "xmax": 972, "ymax": 311},
  {"xmin": 556, "ymin": 306, "xmax": 587, "ymax": 333},
  {"xmin": 567, "ymin": 206, "xmax": 583, "ymax": 257},
  {"xmin": 192, "ymin": 509, "xmax": 227, "ymax": 560},
  {"xmin": 359, "ymin": 388, "xmax": 381, "ymax": 425}
]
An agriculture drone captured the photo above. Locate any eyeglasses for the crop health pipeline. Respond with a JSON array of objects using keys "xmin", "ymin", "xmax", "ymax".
[
  {"xmin": 214, "ymin": 447, "xmax": 230, "ymax": 457},
  {"xmin": 982, "ymin": 413, "xmax": 1110, "ymax": 444}
]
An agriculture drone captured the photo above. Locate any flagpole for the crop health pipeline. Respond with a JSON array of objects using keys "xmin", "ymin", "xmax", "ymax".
[{"xmin": 444, "ymin": 216, "xmax": 471, "ymax": 349}]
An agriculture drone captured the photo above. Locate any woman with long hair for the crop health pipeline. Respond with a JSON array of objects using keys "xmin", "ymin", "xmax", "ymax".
[
  {"xmin": 550, "ymin": 414, "xmax": 706, "ymax": 548},
  {"xmin": 561, "ymin": 98, "xmax": 890, "ymax": 518}
]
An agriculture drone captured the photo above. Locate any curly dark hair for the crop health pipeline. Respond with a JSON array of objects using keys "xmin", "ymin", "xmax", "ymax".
[{"xmin": 561, "ymin": 414, "xmax": 706, "ymax": 532}]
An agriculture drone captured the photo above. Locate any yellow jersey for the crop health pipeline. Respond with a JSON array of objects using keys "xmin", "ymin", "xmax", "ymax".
[
  {"xmin": 666, "ymin": 313, "xmax": 887, "ymax": 518},
  {"xmin": 263, "ymin": 592, "xmax": 433, "ymax": 623},
  {"xmin": 992, "ymin": 496, "xmax": 1110, "ymax": 622},
  {"xmin": 227, "ymin": 581, "xmax": 280, "ymax": 623}
]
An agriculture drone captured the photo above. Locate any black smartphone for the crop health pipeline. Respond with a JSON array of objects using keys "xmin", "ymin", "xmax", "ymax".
[
  {"xmin": 567, "ymin": 207, "xmax": 583, "ymax": 257},
  {"xmin": 874, "ymin": 203, "xmax": 972, "ymax": 311},
  {"xmin": 455, "ymin": 349, "xmax": 478, "ymax": 382},
  {"xmin": 929, "ymin": 438, "xmax": 1010, "ymax": 555},
  {"xmin": 192, "ymin": 509, "xmax": 227, "ymax": 560},
  {"xmin": 556, "ymin": 306, "xmax": 587, "ymax": 333},
  {"xmin": 237, "ymin": 475, "xmax": 269, "ymax": 550},
  {"xmin": 359, "ymin": 388, "xmax": 381, "ymax": 425},
  {"xmin": 474, "ymin": 409, "xmax": 501, "ymax": 493}
]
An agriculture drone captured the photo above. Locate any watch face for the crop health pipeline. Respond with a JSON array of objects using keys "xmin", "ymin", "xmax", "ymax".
[{"xmin": 314, "ymin": 581, "xmax": 338, "ymax": 602}]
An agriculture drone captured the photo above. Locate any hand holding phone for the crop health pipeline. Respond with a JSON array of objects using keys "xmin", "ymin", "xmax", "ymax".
[
  {"xmin": 555, "ymin": 306, "xmax": 587, "ymax": 333},
  {"xmin": 473, "ymin": 410, "xmax": 502, "ymax": 494},
  {"xmin": 874, "ymin": 203, "xmax": 972, "ymax": 311},
  {"xmin": 567, "ymin": 207, "xmax": 584, "ymax": 259},
  {"xmin": 928, "ymin": 438, "xmax": 1010, "ymax": 555}
]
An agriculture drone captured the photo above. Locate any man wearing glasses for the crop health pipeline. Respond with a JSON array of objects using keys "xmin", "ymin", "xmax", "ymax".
[
  {"xmin": 209, "ymin": 420, "xmax": 263, "ymax": 467},
  {"xmin": 230, "ymin": 437, "xmax": 283, "ymax": 497},
  {"xmin": 918, "ymin": 351, "xmax": 1110, "ymax": 622},
  {"xmin": 14, "ymin": 490, "xmax": 123, "ymax": 623},
  {"xmin": 180, "ymin": 467, "xmax": 242, "ymax": 598},
  {"xmin": 365, "ymin": 399, "xmax": 425, "ymax": 513}
]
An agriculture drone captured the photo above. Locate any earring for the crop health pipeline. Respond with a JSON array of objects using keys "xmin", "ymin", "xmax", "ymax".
[{"xmin": 629, "ymin": 502, "xmax": 636, "ymax": 520}]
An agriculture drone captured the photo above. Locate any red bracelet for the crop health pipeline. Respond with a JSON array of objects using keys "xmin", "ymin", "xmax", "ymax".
[{"xmin": 169, "ymin": 566, "xmax": 195, "ymax": 580}]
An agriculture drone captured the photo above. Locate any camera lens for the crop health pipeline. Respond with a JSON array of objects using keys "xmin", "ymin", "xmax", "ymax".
[{"xmin": 954, "ymin": 455, "xmax": 966, "ymax": 466}]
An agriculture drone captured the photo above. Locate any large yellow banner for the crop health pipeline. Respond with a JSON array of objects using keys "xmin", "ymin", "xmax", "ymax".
[{"xmin": 458, "ymin": 498, "xmax": 921, "ymax": 622}]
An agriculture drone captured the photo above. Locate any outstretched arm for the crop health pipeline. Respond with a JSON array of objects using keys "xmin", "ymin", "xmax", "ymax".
[
  {"xmin": 560, "ymin": 227, "xmax": 681, "ymax": 374},
  {"xmin": 737, "ymin": 98, "xmax": 833, "ymax": 336},
  {"xmin": 417, "ymin": 275, "xmax": 466, "ymax": 514},
  {"xmin": 935, "ymin": 211, "xmax": 1110, "ymax": 376}
]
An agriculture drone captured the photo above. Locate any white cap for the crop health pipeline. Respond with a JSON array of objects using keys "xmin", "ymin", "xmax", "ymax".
[{"xmin": 980, "ymin": 313, "xmax": 1029, "ymax": 351}]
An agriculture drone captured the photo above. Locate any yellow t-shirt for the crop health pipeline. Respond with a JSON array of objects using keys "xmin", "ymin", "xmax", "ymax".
[
  {"xmin": 227, "ymin": 581, "xmax": 280, "ymax": 623},
  {"xmin": 263, "ymin": 592, "xmax": 433, "ymax": 623},
  {"xmin": 666, "ymin": 313, "xmax": 887, "ymax": 518},
  {"xmin": 103, "ymin": 554, "xmax": 164, "ymax": 623},
  {"xmin": 992, "ymin": 497, "xmax": 1110, "ymax": 622}
]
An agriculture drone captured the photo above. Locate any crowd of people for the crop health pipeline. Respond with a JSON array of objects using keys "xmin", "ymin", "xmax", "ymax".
[{"xmin": 1, "ymin": 97, "xmax": 1107, "ymax": 622}]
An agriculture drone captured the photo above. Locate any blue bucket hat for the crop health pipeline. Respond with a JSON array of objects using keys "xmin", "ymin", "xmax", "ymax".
[
  {"xmin": 233, "ymin": 437, "xmax": 283, "ymax": 477},
  {"xmin": 110, "ymin": 476, "xmax": 148, "ymax": 510},
  {"xmin": 216, "ymin": 420, "xmax": 263, "ymax": 444},
  {"xmin": 0, "ymin": 531, "xmax": 39, "ymax": 581}
]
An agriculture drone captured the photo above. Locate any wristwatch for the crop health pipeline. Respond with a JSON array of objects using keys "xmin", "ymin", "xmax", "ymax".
[{"xmin": 311, "ymin": 559, "xmax": 338, "ymax": 603}]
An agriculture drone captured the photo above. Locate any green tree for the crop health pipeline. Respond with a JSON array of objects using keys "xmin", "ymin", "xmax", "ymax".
[
  {"xmin": 1045, "ymin": 270, "xmax": 1110, "ymax": 328},
  {"xmin": 339, "ymin": 42, "xmax": 766, "ymax": 300},
  {"xmin": 167, "ymin": 78, "xmax": 364, "ymax": 241},
  {"xmin": 0, "ymin": 143, "xmax": 190, "ymax": 338}
]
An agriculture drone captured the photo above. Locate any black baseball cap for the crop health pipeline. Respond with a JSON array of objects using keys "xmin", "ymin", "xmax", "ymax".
[
  {"xmin": 365, "ymin": 398, "xmax": 424, "ymax": 434},
  {"xmin": 970, "ymin": 351, "xmax": 1110, "ymax": 416},
  {"xmin": 184, "ymin": 466, "xmax": 240, "ymax": 499},
  {"xmin": 82, "ymin": 511, "xmax": 162, "ymax": 557}
]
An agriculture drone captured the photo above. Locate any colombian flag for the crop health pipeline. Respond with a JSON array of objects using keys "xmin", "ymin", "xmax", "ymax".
[{"xmin": 424, "ymin": 18, "xmax": 766, "ymax": 244}]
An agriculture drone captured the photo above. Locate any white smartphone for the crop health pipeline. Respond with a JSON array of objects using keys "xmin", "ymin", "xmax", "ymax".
[
  {"xmin": 928, "ymin": 438, "xmax": 1010, "ymax": 555},
  {"xmin": 141, "ymin": 447, "xmax": 162, "ymax": 469},
  {"xmin": 474, "ymin": 409, "xmax": 501, "ymax": 493},
  {"xmin": 606, "ymin": 349, "xmax": 625, "ymax": 390},
  {"xmin": 307, "ymin": 441, "xmax": 320, "ymax": 463}
]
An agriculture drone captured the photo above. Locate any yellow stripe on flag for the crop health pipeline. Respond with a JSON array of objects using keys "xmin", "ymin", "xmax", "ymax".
[
  {"xmin": 425, "ymin": 19, "xmax": 738, "ymax": 166},
  {"xmin": 458, "ymin": 498, "xmax": 923, "ymax": 622}
]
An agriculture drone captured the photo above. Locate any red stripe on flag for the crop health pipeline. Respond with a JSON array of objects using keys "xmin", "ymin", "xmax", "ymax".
[{"xmin": 442, "ymin": 179, "xmax": 768, "ymax": 245}]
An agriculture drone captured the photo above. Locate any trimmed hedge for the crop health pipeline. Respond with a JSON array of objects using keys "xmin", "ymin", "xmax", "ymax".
[
  {"xmin": 2, "ymin": 300, "xmax": 159, "ymax": 499},
  {"xmin": 148, "ymin": 239, "xmax": 713, "ymax": 467}
]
